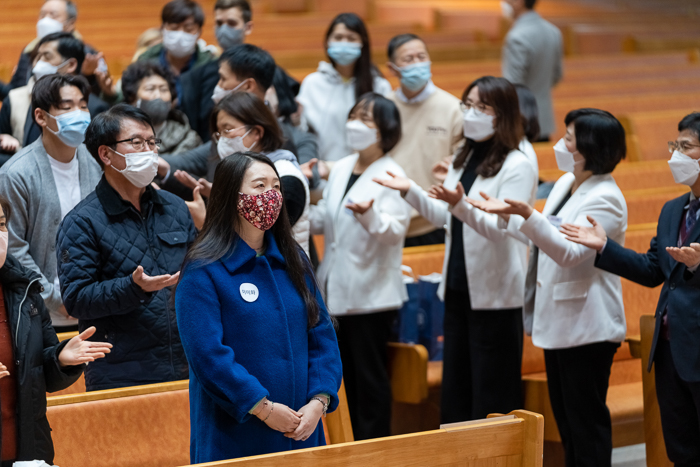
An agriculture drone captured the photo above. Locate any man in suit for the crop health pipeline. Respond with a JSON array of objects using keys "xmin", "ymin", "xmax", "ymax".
[
  {"xmin": 501, "ymin": 0, "xmax": 563, "ymax": 141},
  {"xmin": 564, "ymin": 112, "xmax": 700, "ymax": 466}
]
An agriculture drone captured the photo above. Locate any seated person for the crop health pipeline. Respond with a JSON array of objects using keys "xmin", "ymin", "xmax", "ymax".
[
  {"xmin": 122, "ymin": 62, "xmax": 201, "ymax": 156},
  {"xmin": 0, "ymin": 74, "xmax": 102, "ymax": 332},
  {"xmin": 0, "ymin": 32, "xmax": 110, "ymax": 155},
  {"xmin": 137, "ymin": 0, "xmax": 215, "ymax": 106},
  {"xmin": 57, "ymin": 104, "xmax": 196, "ymax": 391}
]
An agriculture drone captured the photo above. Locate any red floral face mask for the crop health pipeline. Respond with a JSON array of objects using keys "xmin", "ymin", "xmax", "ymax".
[{"xmin": 237, "ymin": 189, "xmax": 283, "ymax": 231}]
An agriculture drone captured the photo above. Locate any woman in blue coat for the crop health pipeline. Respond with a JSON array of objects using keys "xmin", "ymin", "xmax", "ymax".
[{"xmin": 175, "ymin": 151, "xmax": 343, "ymax": 463}]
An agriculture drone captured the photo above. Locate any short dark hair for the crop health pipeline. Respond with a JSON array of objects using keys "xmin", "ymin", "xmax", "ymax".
[
  {"xmin": 564, "ymin": 108, "xmax": 626, "ymax": 175},
  {"xmin": 219, "ymin": 44, "xmax": 276, "ymax": 92},
  {"xmin": 349, "ymin": 92, "xmax": 402, "ymax": 154},
  {"xmin": 514, "ymin": 84, "xmax": 540, "ymax": 142},
  {"xmin": 85, "ymin": 104, "xmax": 155, "ymax": 168},
  {"xmin": 525, "ymin": 0, "xmax": 537, "ymax": 9},
  {"xmin": 210, "ymin": 92, "xmax": 283, "ymax": 152},
  {"xmin": 387, "ymin": 33, "xmax": 423, "ymax": 62},
  {"xmin": 214, "ymin": 0, "xmax": 252, "ymax": 22},
  {"xmin": 31, "ymin": 74, "xmax": 90, "ymax": 123},
  {"xmin": 121, "ymin": 62, "xmax": 177, "ymax": 105},
  {"xmin": 162, "ymin": 0, "xmax": 205, "ymax": 27},
  {"xmin": 678, "ymin": 112, "xmax": 700, "ymax": 140},
  {"xmin": 272, "ymin": 66, "xmax": 299, "ymax": 120},
  {"xmin": 0, "ymin": 195, "xmax": 12, "ymax": 225},
  {"xmin": 38, "ymin": 32, "xmax": 86, "ymax": 74}
]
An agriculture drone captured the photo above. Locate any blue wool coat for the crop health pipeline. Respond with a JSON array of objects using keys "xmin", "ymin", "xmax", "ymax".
[{"xmin": 175, "ymin": 232, "xmax": 343, "ymax": 463}]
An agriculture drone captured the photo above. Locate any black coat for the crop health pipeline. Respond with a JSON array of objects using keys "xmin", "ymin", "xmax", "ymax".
[
  {"xmin": 0, "ymin": 254, "xmax": 84, "ymax": 463},
  {"xmin": 56, "ymin": 177, "xmax": 196, "ymax": 391}
]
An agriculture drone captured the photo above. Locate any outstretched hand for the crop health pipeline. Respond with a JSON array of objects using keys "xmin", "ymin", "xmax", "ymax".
[
  {"xmin": 346, "ymin": 199, "xmax": 374, "ymax": 215},
  {"xmin": 300, "ymin": 158, "xmax": 318, "ymax": 180},
  {"xmin": 428, "ymin": 182, "xmax": 465, "ymax": 206},
  {"xmin": 560, "ymin": 215, "xmax": 608, "ymax": 252},
  {"xmin": 666, "ymin": 243, "xmax": 700, "ymax": 269},
  {"xmin": 132, "ymin": 265, "xmax": 180, "ymax": 292},
  {"xmin": 185, "ymin": 186, "xmax": 206, "ymax": 230},
  {"xmin": 58, "ymin": 326, "xmax": 113, "ymax": 367},
  {"xmin": 373, "ymin": 171, "xmax": 411, "ymax": 195},
  {"xmin": 466, "ymin": 191, "xmax": 511, "ymax": 221}
]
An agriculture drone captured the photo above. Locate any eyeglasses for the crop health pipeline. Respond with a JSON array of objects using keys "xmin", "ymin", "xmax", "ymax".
[
  {"xmin": 463, "ymin": 101, "xmax": 492, "ymax": 114},
  {"xmin": 213, "ymin": 127, "xmax": 248, "ymax": 143},
  {"xmin": 668, "ymin": 141, "xmax": 700, "ymax": 154},
  {"xmin": 114, "ymin": 137, "xmax": 162, "ymax": 151}
]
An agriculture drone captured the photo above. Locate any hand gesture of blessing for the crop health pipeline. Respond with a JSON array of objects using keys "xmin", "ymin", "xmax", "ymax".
[
  {"xmin": 58, "ymin": 326, "xmax": 113, "ymax": 367},
  {"xmin": 560, "ymin": 216, "xmax": 608, "ymax": 252}
]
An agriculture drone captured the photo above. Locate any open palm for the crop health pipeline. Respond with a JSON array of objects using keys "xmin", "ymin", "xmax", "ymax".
[{"xmin": 560, "ymin": 215, "xmax": 608, "ymax": 251}]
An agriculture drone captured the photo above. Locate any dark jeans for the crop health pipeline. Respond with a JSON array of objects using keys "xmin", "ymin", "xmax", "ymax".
[
  {"xmin": 544, "ymin": 341, "xmax": 620, "ymax": 467},
  {"xmin": 336, "ymin": 310, "xmax": 396, "ymax": 440},
  {"xmin": 404, "ymin": 229, "xmax": 445, "ymax": 247},
  {"xmin": 441, "ymin": 286, "xmax": 523, "ymax": 424},
  {"xmin": 654, "ymin": 338, "xmax": 700, "ymax": 467}
]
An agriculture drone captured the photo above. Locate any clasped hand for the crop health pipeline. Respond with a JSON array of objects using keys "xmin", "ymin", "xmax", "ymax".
[{"xmin": 255, "ymin": 398, "xmax": 325, "ymax": 442}]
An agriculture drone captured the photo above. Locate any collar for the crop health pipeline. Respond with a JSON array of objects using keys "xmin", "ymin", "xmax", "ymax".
[
  {"xmin": 395, "ymin": 80, "xmax": 437, "ymax": 104},
  {"xmin": 513, "ymin": 10, "xmax": 540, "ymax": 26},
  {"xmin": 0, "ymin": 254, "xmax": 40, "ymax": 289},
  {"xmin": 221, "ymin": 231, "xmax": 287, "ymax": 275},
  {"xmin": 159, "ymin": 47, "xmax": 198, "ymax": 75},
  {"xmin": 95, "ymin": 175, "xmax": 167, "ymax": 217}
]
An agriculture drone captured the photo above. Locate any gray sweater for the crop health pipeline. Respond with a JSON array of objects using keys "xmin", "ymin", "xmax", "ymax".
[{"xmin": 0, "ymin": 137, "xmax": 102, "ymax": 324}]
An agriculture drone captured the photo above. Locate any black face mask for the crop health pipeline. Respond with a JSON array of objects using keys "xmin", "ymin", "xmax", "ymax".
[{"xmin": 138, "ymin": 98, "xmax": 171, "ymax": 126}]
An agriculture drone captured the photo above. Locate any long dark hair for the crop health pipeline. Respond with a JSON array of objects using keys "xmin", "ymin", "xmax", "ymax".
[
  {"xmin": 453, "ymin": 76, "xmax": 523, "ymax": 177},
  {"xmin": 178, "ymin": 152, "xmax": 320, "ymax": 328},
  {"xmin": 210, "ymin": 92, "xmax": 284, "ymax": 153},
  {"xmin": 325, "ymin": 13, "xmax": 377, "ymax": 100}
]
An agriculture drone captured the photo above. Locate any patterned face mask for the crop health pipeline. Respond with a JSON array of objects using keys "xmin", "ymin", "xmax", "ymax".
[{"xmin": 237, "ymin": 189, "xmax": 283, "ymax": 231}]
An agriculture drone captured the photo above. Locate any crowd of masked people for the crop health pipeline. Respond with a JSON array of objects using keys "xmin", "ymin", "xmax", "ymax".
[{"xmin": 1, "ymin": 0, "xmax": 700, "ymax": 466}]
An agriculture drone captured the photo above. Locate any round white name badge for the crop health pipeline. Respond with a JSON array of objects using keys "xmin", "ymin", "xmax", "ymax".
[{"xmin": 239, "ymin": 283, "xmax": 259, "ymax": 303}]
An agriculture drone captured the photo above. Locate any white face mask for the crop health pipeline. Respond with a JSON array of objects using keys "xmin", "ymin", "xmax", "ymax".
[
  {"xmin": 32, "ymin": 59, "xmax": 69, "ymax": 80},
  {"xmin": 161, "ymin": 30, "xmax": 198, "ymax": 58},
  {"xmin": 109, "ymin": 149, "xmax": 159, "ymax": 188},
  {"xmin": 462, "ymin": 107, "xmax": 495, "ymax": 141},
  {"xmin": 36, "ymin": 16, "xmax": 64, "ymax": 40},
  {"xmin": 345, "ymin": 120, "xmax": 379, "ymax": 152},
  {"xmin": 668, "ymin": 150, "xmax": 700, "ymax": 186},
  {"xmin": 500, "ymin": 1, "xmax": 515, "ymax": 19},
  {"xmin": 211, "ymin": 79, "xmax": 248, "ymax": 104},
  {"xmin": 217, "ymin": 129, "xmax": 256, "ymax": 160},
  {"xmin": 0, "ymin": 230, "xmax": 7, "ymax": 270},
  {"xmin": 553, "ymin": 138, "xmax": 585, "ymax": 173}
]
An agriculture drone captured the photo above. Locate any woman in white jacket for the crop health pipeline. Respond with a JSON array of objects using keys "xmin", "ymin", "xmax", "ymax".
[
  {"xmin": 310, "ymin": 93, "xmax": 409, "ymax": 440},
  {"xmin": 469, "ymin": 108, "xmax": 628, "ymax": 467},
  {"xmin": 297, "ymin": 13, "xmax": 392, "ymax": 164},
  {"xmin": 376, "ymin": 76, "xmax": 537, "ymax": 424}
]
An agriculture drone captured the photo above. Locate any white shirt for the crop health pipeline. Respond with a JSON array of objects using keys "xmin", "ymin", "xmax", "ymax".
[{"xmin": 394, "ymin": 80, "xmax": 437, "ymax": 104}]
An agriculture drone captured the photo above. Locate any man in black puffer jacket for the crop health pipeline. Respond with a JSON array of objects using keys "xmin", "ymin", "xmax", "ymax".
[{"xmin": 57, "ymin": 104, "xmax": 197, "ymax": 391}]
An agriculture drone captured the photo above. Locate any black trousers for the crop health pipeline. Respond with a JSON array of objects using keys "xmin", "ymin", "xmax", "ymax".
[
  {"xmin": 544, "ymin": 341, "xmax": 620, "ymax": 467},
  {"xmin": 441, "ymin": 287, "xmax": 523, "ymax": 424},
  {"xmin": 335, "ymin": 310, "xmax": 395, "ymax": 441},
  {"xmin": 654, "ymin": 338, "xmax": 700, "ymax": 467}
]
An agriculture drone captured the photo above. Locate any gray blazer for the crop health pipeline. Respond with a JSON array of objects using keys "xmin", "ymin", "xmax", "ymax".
[
  {"xmin": 0, "ymin": 138, "xmax": 102, "ymax": 318},
  {"xmin": 502, "ymin": 11, "xmax": 563, "ymax": 138}
]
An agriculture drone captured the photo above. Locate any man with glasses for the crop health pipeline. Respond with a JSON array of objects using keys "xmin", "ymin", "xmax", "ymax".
[
  {"xmin": 385, "ymin": 34, "xmax": 464, "ymax": 246},
  {"xmin": 564, "ymin": 112, "xmax": 700, "ymax": 465},
  {"xmin": 56, "ymin": 103, "xmax": 196, "ymax": 391},
  {"xmin": 0, "ymin": 74, "xmax": 102, "ymax": 331}
]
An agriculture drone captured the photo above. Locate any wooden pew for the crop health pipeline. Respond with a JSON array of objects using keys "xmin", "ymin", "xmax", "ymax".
[
  {"xmin": 47, "ymin": 379, "xmax": 354, "ymax": 467},
  {"xmin": 183, "ymin": 409, "xmax": 544, "ymax": 467}
]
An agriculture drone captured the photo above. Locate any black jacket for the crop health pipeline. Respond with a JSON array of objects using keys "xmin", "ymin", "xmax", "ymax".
[
  {"xmin": 0, "ymin": 254, "xmax": 84, "ymax": 463},
  {"xmin": 56, "ymin": 177, "xmax": 196, "ymax": 391}
]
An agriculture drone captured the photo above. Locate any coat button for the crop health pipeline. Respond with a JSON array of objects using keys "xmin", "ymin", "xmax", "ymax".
[
  {"xmin": 173, "ymin": 237, "xmax": 178, "ymax": 241},
  {"xmin": 670, "ymin": 283, "xmax": 676, "ymax": 290},
  {"xmin": 15, "ymin": 360, "xmax": 19, "ymax": 366},
  {"xmin": 50, "ymin": 245, "xmax": 55, "ymax": 251},
  {"xmin": 54, "ymin": 219, "xmax": 60, "ymax": 225}
]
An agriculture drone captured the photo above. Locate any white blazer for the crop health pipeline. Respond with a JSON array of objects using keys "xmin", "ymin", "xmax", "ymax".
[
  {"xmin": 310, "ymin": 154, "xmax": 411, "ymax": 316},
  {"xmin": 506, "ymin": 172, "xmax": 627, "ymax": 349},
  {"xmin": 404, "ymin": 149, "xmax": 537, "ymax": 309}
]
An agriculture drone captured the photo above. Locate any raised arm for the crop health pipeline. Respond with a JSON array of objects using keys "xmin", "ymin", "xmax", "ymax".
[{"xmin": 348, "ymin": 191, "xmax": 410, "ymax": 246}]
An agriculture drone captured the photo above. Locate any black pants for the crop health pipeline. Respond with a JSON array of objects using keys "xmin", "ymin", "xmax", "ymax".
[
  {"xmin": 544, "ymin": 341, "xmax": 620, "ymax": 467},
  {"xmin": 441, "ymin": 287, "xmax": 523, "ymax": 424},
  {"xmin": 336, "ymin": 310, "xmax": 395, "ymax": 441},
  {"xmin": 654, "ymin": 338, "xmax": 700, "ymax": 467},
  {"xmin": 404, "ymin": 229, "xmax": 445, "ymax": 247}
]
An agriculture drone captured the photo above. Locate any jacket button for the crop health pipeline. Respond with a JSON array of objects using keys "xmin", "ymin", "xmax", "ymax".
[
  {"xmin": 54, "ymin": 219, "xmax": 60, "ymax": 225},
  {"xmin": 670, "ymin": 283, "xmax": 676, "ymax": 290},
  {"xmin": 15, "ymin": 360, "xmax": 19, "ymax": 366},
  {"xmin": 50, "ymin": 245, "xmax": 55, "ymax": 251}
]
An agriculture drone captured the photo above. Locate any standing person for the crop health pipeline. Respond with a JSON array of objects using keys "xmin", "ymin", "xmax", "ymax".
[
  {"xmin": 470, "ymin": 108, "xmax": 628, "ymax": 467},
  {"xmin": 563, "ymin": 112, "xmax": 700, "ymax": 467},
  {"xmin": 175, "ymin": 152, "xmax": 342, "ymax": 463},
  {"xmin": 56, "ymin": 104, "xmax": 196, "ymax": 391},
  {"xmin": 297, "ymin": 13, "xmax": 392, "ymax": 164},
  {"xmin": 375, "ymin": 76, "xmax": 537, "ymax": 423},
  {"xmin": 385, "ymin": 33, "xmax": 463, "ymax": 246},
  {"xmin": 0, "ymin": 195, "xmax": 111, "ymax": 466},
  {"xmin": 310, "ymin": 93, "xmax": 409, "ymax": 440},
  {"xmin": 501, "ymin": 0, "xmax": 563, "ymax": 141},
  {"xmin": 0, "ymin": 74, "xmax": 102, "ymax": 332}
]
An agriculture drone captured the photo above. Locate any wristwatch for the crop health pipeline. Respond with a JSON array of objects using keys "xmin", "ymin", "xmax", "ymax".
[{"xmin": 311, "ymin": 396, "xmax": 329, "ymax": 415}]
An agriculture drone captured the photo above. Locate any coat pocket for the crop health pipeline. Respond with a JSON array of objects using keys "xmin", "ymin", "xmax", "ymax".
[
  {"xmin": 157, "ymin": 231, "xmax": 188, "ymax": 246},
  {"xmin": 552, "ymin": 280, "xmax": 589, "ymax": 301}
]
